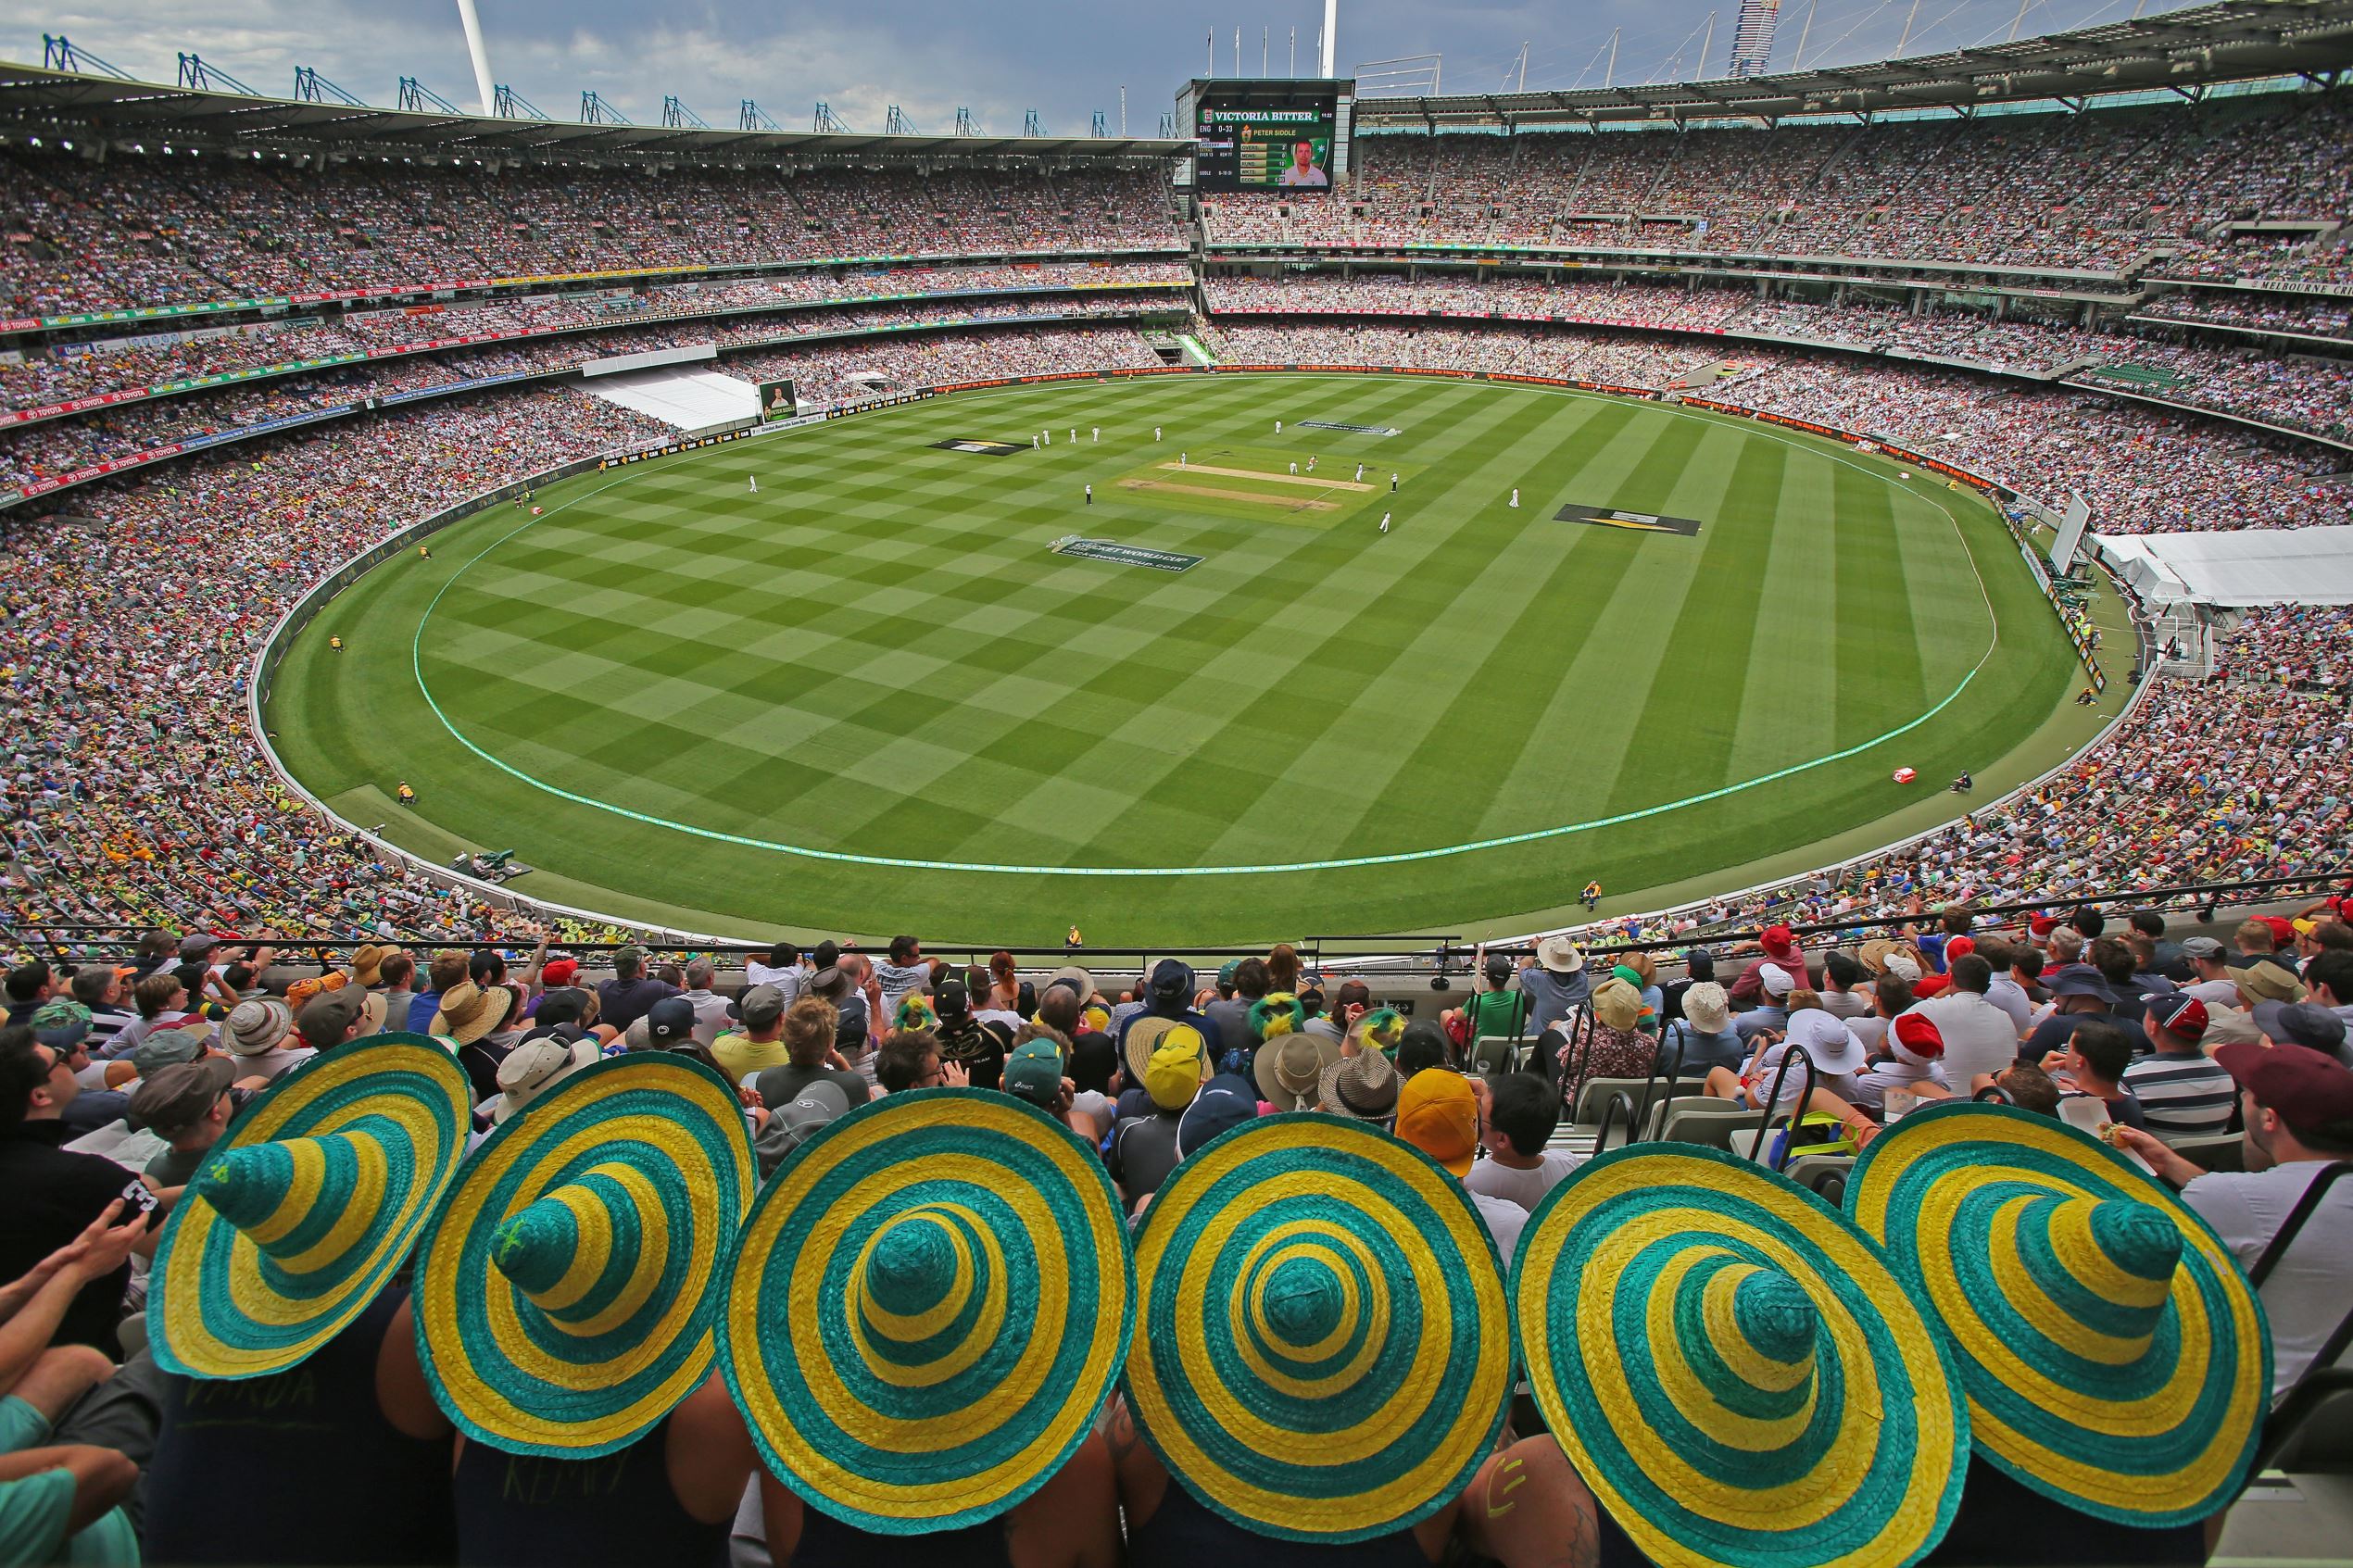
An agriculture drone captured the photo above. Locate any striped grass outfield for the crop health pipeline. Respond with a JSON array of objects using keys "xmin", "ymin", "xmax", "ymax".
[{"xmin": 270, "ymin": 373, "xmax": 2083, "ymax": 944}]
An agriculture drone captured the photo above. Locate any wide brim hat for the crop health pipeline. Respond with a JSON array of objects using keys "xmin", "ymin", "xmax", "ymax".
[
  {"xmin": 412, "ymin": 1053, "xmax": 756, "ymax": 1458},
  {"xmin": 1124, "ymin": 1114, "xmax": 1511, "ymax": 1544},
  {"xmin": 1253, "ymin": 1029, "xmax": 1336, "ymax": 1111},
  {"xmin": 1535, "ymin": 935, "xmax": 1585, "ymax": 973},
  {"xmin": 433, "ymin": 981, "xmax": 514, "ymax": 1046},
  {"xmin": 1844, "ymin": 1101, "xmax": 2269, "ymax": 1528},
  {"xmin": 1514, "ymin": 1144, "xmax": 1967, "ymax": 1568},
  {"xmin": 1122, "ymin": 1011, "xmax": 1190, "ymax": 1085},
  {"xmin": 723, "ymin": 1088, "xmax": 1133, "ymax": 1535},
  {"xmin": 148, "ymin": 1034, "xmax": 472, "ymax": 1379}
]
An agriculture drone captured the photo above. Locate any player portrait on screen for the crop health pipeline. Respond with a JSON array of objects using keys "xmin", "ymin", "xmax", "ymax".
[{"xmin": 1277, "ymin": 137, "xmax": 1329, "ymax": 186}]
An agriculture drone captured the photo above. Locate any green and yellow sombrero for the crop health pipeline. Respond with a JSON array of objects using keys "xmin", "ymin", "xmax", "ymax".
[
  {"xmin": 723, "ymin": 1087, "xmax": 1133, "ymax": 1535},
  {"xmin": 150, "ymin": 1034, "xmax": 471, "ymax": 1379},
  {"xmin": 1845, "ymin": 1101, "xmax": 2270, "ymax": 1528},
  {"xmin": 1514, "ymin": 1144, "xmax": 1968, "ymax": 1568},
  {"xmin": 1124, "ymin": 1113, "xmax": 1511, "ymax": 1544},
  {"xmin": 412, "ymin": 1053, "xmax": 756, "ymax": 1458}
]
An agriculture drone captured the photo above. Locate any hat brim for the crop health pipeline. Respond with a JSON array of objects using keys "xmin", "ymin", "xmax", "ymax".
[
  {"xmin": 1252, "ymin": 1037, "xmax": 1336, "ymax": 1111},
  {"xmin": 1125, "ymin": 1113, "xmax": 1510, "ymax": 1543},
  {"xmin": 413, "ymin": 1053, "xmax": 756, "ymax": 1458},
  {"xmin": 1122, "ymin": 1014, "xmax": 1183, "ymax": 1086},
  {"xmin": 724, "ymin": 1088, "xmax": 1132, "ymax": 1534},
  {"xmin": 1844, "ymin": 1101, "xmax": 2270, "ymax": 1527},
  {"xmin": 148, "ymin": 1035, "xmax": 472, "ymax": 1379},
  {"xmin": 1515, "ymin": 1144, "xmax": 1968, "ymax": 1568}
]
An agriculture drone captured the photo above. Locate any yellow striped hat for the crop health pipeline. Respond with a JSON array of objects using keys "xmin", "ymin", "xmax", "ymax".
[
  {"xmin": 1846, "ymin": 1102, "xmax": 2269, "ymax": 1528},
  {"xmin": 1124, "ymin": 1113, "xmax": 1512, "ymax": 1543},
  {"xmin": 1514, "ymin": 1144, "xmax": 1969, "ymax": 1568},
  {"xmin": 149, "ymin": 1034, "xmax": 471, "ymax": 1379},
  {"xmin": 411, "ymin": 1053, "xmax": 757, "ymax": 1457},
  {"xmin": 722, "ymin": 1088, "xmax": 1133, "ymax": 1534}
]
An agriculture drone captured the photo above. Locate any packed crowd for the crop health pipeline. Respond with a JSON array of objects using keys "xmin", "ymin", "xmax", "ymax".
[
  {"xmin": 0, "ymin": 258, "xmax": 1192, "ymax": 415},
  {"xmin": 0, "ymin": 899, "xmax": 2346, "ymax": 1567},
  {"xmin": 1216, "ymin": 320, "xmax": 2347, "ymax": 532},
  {"xmin": 0, "ymin": 151, "xmax": 1183, "ymax": 317},
  {"xmin": 1207, "ymin": 274, "xmax": 2353, "ymax": 434},
  {"xmin": 1202, "ymin": 89, "xmax": 2353, "ymax": 282},
  {"xmin": 0, "ymin": 295, "xmax": 1180, "ymax": 489},
  {"xmin": 2215, "ymin": 603, "xmax": 2353, "ymax": 691},
  {"xmin": 2136, "ymin": 290, "xmax": 2353, "ymax": 342}
]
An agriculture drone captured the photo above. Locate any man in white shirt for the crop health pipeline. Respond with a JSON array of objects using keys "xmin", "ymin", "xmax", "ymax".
[
  {"xmin": 1466, "ymin": 1073, "xmax": 1579, "ymax": 1212},
  {"xmin": 743, "ymin": 944, "xmax": 804, "ymax": 1009},
  {"xmin": 2178, "ymin": 937, "xmax": 2241, "ymax": 1006},
  {"xmin": 2112, "ymin": 1043, "xmax": 2353, "ymax": 1399},
  {"xmin": 1902, "ymin": 955, "xmax": 2021, "ymax": 1091},
  {"xmin": 679, "ymin": 957, "xmax": 733, "ymax": 1047}
]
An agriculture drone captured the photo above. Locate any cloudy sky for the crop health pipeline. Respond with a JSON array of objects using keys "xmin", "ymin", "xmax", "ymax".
[{"xmin": 11, "ymin": 0, "xmax": 2184, "ymax": 133}]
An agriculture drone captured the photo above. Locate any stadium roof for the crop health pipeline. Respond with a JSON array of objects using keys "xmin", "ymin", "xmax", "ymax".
[
  {"xmin": 1353, "ymin": 0, "xmax": 2353, "ymax": 128},
  {"xmin": 0, "ymin": 67, "xmax": 1185, "ymax": 165}
]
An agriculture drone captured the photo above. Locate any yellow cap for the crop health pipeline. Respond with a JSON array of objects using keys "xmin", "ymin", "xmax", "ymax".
[{"xmin": 1146, "ymin": 1024, "xmax": 1210, "ymax": 1110}]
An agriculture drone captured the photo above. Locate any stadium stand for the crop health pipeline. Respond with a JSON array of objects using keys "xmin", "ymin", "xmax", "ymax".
[{"xmin": 5, "ymin": 17, "xmax": 2353, "ymax": 1562}]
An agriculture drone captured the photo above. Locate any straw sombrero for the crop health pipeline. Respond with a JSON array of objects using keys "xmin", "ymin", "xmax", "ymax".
[
  {"xmin": 1124, "ymin": 1114, "xmax": 1510, "ymax": 1543},
  {"xmin": 1514, "ymin": 1144, "xmax": 1967, "ymax": 1568},
  {"xmin": 411, "ymin": 1053, "xmax": 756, "ymax": 1458},
  {"xmin": 723, "ymin": 1088, "xmax": 1133, "ymax": 1535},
  {"xmin": 148, "ymin": 1034, "xmax": 471, "ymax": 1379},
  {"xmin": 1845, "ymin": 1101, "xmax": 2269, "ymax": 1528}
]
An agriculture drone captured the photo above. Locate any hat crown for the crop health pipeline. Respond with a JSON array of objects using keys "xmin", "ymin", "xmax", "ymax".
[
  {"xmin": 1730, "ymin": 1270, "xmax": 1819, "ymax": 1368},
  {"xmin": 865, "ymin": 1210, "xmax": 957, "ymax": 1321},
  {"xmin": 1683, "ymin": 1261, "xmax": 1819, "ymax": 1420},
  {"xmin": 1262, "ymin": 1254, "xmax": 1345, "ymax": 1348},
  {"xmin": 488, "ymin": 1165, "xmax": 655, "ymax": 1326},
  {"xmin": 2049, "ymin": 1197, "xmax": 2182, "ymax": 1337},
  {"xmin": 192, "ymin": 1133, "xmax": 371, "ymax": 1262}
]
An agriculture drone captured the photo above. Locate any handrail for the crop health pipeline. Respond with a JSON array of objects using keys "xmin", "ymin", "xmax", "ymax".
[
  {"xmin": 1973, "ymin": 1085, "xmax": 2015, "ymax": 1105},
  {"xmin": 1639, "ymin": 1026, "xmax": 1691, "ymax": 1143},
  {"xmin": 1592, "ymin": 1090, "xmax": 1642, "ymax": 1156},
  {"xmin": 2254, "ymin": 1366, "xmax": 2353, "ymax": 1474},
  {"xmin": 1755, "ymin": 1044, "xmax": 1818, "ymax": 1173}
]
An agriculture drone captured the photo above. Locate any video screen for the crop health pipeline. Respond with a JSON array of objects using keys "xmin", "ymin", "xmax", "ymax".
[{"xmin": 1193, "ymin": 97, "xmax": 1338, "ymax": 193}]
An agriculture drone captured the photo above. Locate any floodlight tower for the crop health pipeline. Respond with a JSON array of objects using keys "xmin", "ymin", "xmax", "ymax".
[
  {"xmin": 1320, "ymin": 0, "xmax": 1338, "ymax": 76},
  {"xmin": 454, "ymin": 0, "xmax": 496, "ymax": 116}
]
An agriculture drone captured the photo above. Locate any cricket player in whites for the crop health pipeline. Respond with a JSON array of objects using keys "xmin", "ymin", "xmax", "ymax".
[{"xmin": 1379, "ymin": 511, "xmax": 1391, "ymax": 534}]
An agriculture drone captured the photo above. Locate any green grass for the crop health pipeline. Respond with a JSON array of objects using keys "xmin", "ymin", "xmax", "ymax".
[{"xmin": 267, "ymin": 372, "xmax": 2100, "ymax": 944}]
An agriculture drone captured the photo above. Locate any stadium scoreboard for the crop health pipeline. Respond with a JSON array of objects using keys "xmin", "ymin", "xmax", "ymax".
[
  {"xmin": 756, "ymin": 378, "xmax": 798, "ymax": 421},
  {"xmin": 1177, "ymin": 78, "xmax": 1353, "ymax": 193}
]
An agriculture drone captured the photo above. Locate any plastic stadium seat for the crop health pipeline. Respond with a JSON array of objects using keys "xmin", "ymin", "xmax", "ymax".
[
  {"xmin": 1656, "ymin": 1098, "xmax": 1751, "ymax": 1151},
  {"xmin": 2167, "ymin": 1132, "xmax": 2246, "ymax": 1173},
  {"xmin": 1472, "ymin": 1035, "xmax": 1536, "ymax": 1075}
]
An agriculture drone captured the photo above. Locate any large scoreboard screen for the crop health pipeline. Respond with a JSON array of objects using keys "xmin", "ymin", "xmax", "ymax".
[{"xmin": 1184, "ymin": 81, "xmax": 1351, "ymax": 193}]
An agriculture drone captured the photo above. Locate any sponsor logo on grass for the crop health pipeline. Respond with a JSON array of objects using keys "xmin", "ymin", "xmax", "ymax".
[
  {"xmin": 1051, "ymin": 537, "xmax": 1203, "ymax": 572},
  {"xmin": 1554, "ymin": 503, "xmax": 1703, "ymax": 537},
  {"xmin": 1297, "ymin": 420, "xmax": 1403, "ymax": 436},
  {"xmin": 931, "ymin": 439, "xmax": 1029, "ymax": 456}
]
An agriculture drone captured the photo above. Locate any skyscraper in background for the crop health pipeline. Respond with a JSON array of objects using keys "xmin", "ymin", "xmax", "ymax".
[{"xmin": 1726, "ymin": 0, "xmax": 1783, "ymax": 78}]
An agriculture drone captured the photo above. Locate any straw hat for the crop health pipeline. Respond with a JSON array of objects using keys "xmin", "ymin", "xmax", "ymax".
[
  {"xmin": 411, "ymin": 1054, "xmax": 757, "ymax": 1457},
  {"xmin": 1123, "ymin": 1114, "xmax": 1511, "ymax": 1542},
  {"xmin": 1845, "ymin": 1102, "xmax": 2269, "ymax": 1528},
  {"xmin": 1122, "ymin": 1012, "xmax": 1205, "ymax": 1089},
  {"xmin": 1253, "ymin": 1030, "xmax": 1336, "ymax": 1111},
  {"xmin": 147, "ymin": 1035, "xmax": 472, "ymax": 1379},
  {"xmin": 1317, "ymin": 1048, "xmax": 1400, "ymax": 1122},
  {"xmin": 1514, "ymin": 1144, "xmax": 1968, "ymax": 1568},
  {"xmin": 723, "ymin": 1089, "xmax": 1132, "ymax": 1535},
  {"xmin": 431, "ymin": 981, "xmax": 514, "ymax": 1047}
]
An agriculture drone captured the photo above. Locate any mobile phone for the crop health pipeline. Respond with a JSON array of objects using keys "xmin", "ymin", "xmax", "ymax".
[{"xmin": 120, "ymin": 1179, "xmax": 159, "ymax": 1215}]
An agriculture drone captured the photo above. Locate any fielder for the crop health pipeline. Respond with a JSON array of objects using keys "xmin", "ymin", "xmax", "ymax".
[
  {"xmin": 1379, "ymin": 512, "xmax": 1391, "ymax": 533},
  {"xmin": 749, "ymin": 475, "xmax": 758, "ymax": 493}
]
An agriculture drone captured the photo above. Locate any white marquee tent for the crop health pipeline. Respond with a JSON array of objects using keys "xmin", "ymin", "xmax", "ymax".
[{"xmin": 2095, "ymin": 527, "xmax": 2353, "ymax": 608}]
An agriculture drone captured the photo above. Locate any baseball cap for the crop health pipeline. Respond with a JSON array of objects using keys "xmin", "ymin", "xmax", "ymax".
[
  {"xmin": 2212, "ymin": 1042, "xmax": 2353, "ymax": 1139},
  {"xmin": 1001, "ymin": 1040, "xmax": 1065, "ymax": 1108},
  {"xmin": 934, "ymin": 980, "xmax": 972, "ymax": 1020},
  {"xmin": 29, "ymin": 999, "xmax": 92, "ymax": 1050},
  {"xmin": 2252, "ymin": 1000, "xmax": 2348, "ymax": 1056},
  {"xmin": 1147, "ymin": 960, "xmax": 1195, "ymax": 1003},
  {"xmin": 730, "ymin": 985, "xmax": 786, "ymax": 1030},
  {"xmin": 1944, "ymin": 935, "xmax": 1977, "ymax": 962},
  {"xmin": 132, "ymin": 1027, "xmax": 211, "ymax": 1075},
  {"xmin": 765, "ymin": 1081, "xmax": 850, "ymax": 1161},
  {"xmin": 1145, "ymin": 1025, "xmax": 1210, "ymax": 1111},
  {"xmin": 2181, "ymin": 936, "xmax": 2226, "ymax": 962},
  {"xmin": 2028, "ymin": 913, "xmax": 2059, "ymax": 938},
  {"xmin": 1393, "ymin": 1070, "xmax": 1479, "ymax": 1177},
  {"xmin": 1881, "ymin": 952, "xmax": 1923, "ymax": 983},
  {"xmin": 643, "ymin": 996, "xmax": 698, "ymax": 1047},
  {"xmin": 1176, "ymin": 1073, "xmax": 1258, "ymax": 1157},
  {"xmin": 178, "ymin": 933, "xmax": 220, "ymax": 959},
  {"xmin": 1758, "ymin": 963, "xmax": 1796, "ymax": 998},
  {"xmin": 126, "ymin": 1055, "xmax": 237, "ymax": 1134},
  {"xmin": 1759, "ymin": 924, "xmax": 1802, "ymax": 961},
  {"xmin": 2262, "ymin": 916, "xmax": 2296, "ymax": 948},
  {"xmin": 1682, "ymin": 947, "xmax": 1717, "ymax": 981},
  {"xmin": 2145, "ymin": 994, "xmax": 2209, "ymax": 1041},
  {"xmin": 1216, "ymin": 960, "xmax": 1242, "ymax": 989},
  {"xmin": 1482, "ymin": 953, "xmax": 1513, "ymax": 986},
  {"xmin": 296, "ymin": 989, "xmax": 372, "ymax": 1050},
  {"xmin": 539, "ymin": 958, "xmax": 580, "ymax": 988}
]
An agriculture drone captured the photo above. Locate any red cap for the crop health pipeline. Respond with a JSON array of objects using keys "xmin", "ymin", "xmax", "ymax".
[
  {"xmin": 2263, "ymin": 915, "xmax": 2296, "ymax": 947},
  {"xmin": 2145, "ymin": 993, "xmax": 2208, "ymax": 1041},
  {"xmin": 540, "ymin": 958, "xmax": 579, "ymax": 987},
  {"xmin": 1911, "ymin": 974, "xmax": 1953, "ymax": 999},
  {"xmin": 2029, "ymin": 913, "xmax": 2059, "ymax": 937},
  {"xmin": 1892, "ymin": 1012, "xmax": 1945, "ymax": 1060},
  {"xmin": 1944, "ymin": 935, "xmax": 1976, "ymax": 961},
  {"xmin": 2212, "ymin": 1042, "xmax": 2353, "ymax": 1139},
  {"xmin": 1760, "ymin": 924, "xmax": 1799, "ymax": 960}
]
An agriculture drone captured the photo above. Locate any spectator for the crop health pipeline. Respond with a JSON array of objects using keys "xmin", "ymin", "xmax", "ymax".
[
  {"xmin": 1393, "ymin": 1069, "xmax": 1525, "ymax": 1264},
  {"xmin": 0, "ymin": 1028, "xmax": 148, "ymax": 1353},
  {"xmin": 1107, "ymin": 1028, "xmax": 1207, "ymax": 1214},
  {"xmin": 125, "ymin": 1057, "xmax": 241, "ymax": 1188},
  {"xmin": 595, "ymin": 947, "xmax": 679, "ymax": 1035},
  {"xmin": 1466, "ymin": 1072, "xmax": 1577, "ymax": 1212},
  {"xmin": 2044, "ymin": 1017, "xmax": 2146, "ymax": 1129},
  {"xmin": 2126, "ymin": 996, "xmax": 2235, "ymax": 1136},
  {"xmin": 750, "ymin": 998, "xmax": 871, "ymax": 1112},
  {"xmin": 711, "ymin": 986, "xmax": 792, "ymax": 1083}
]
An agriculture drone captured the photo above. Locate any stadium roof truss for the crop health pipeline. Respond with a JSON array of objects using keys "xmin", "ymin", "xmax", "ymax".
[
  {"xmin": 1351, "ymin": 0, "xmax": 2353, "ymax": 130},
  {"xmin": 0, "ymin": 66, "xmax": 1185, "ymax": 167}
]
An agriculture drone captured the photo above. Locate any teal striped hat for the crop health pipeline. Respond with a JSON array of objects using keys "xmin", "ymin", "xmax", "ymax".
[
  {"xmin": 1514, "ymin": 1144, "xmax": 1969, "ymax": 1568},
  {"xmin": 411, "ymin": 1053, "xmax": 757, "ymax": 1457},
  {"xmin": 1847, "ymin": 1101, "xmax": 2270, "ymax": 1527}
]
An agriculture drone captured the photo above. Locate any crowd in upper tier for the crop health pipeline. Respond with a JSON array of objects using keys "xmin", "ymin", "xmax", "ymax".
[{"xmin": 1201, "ymin": 90, "xmax": 2353, "ymax": 282}]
